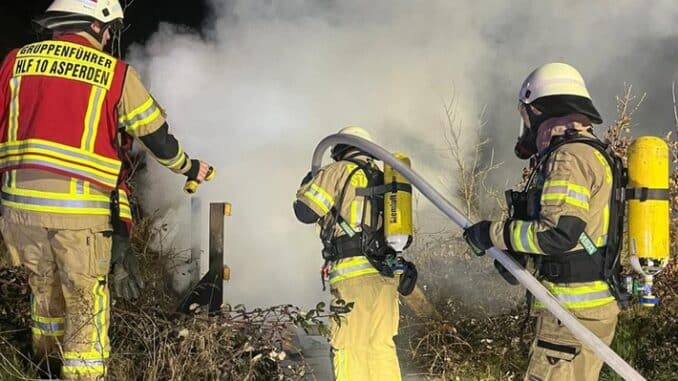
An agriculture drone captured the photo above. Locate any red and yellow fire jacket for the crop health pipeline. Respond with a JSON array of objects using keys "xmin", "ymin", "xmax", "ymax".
[{"xmin": 0, "ymin": 33, "xmax": 198, "ymax": 229}]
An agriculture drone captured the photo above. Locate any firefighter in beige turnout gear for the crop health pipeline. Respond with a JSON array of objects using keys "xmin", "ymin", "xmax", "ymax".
[
  {"xmin": 464, "ymin": 63, "xmax": 620, "ymax": 381},
  {"xmin": 0, "ymin": 1, "xmax": 212, "ymax": 379},
  {"xmin": 294, "ymin": 126, "xmax": 403, "ymax": 380}
]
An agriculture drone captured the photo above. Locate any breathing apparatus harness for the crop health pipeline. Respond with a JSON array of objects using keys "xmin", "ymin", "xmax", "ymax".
[
  {"xmin": 318, "ymin": 153, "xmax": 412, "ymax": 291},
  {"xmin": 507, "ymin": 131, "xmax": 632, "ymax": 307}
]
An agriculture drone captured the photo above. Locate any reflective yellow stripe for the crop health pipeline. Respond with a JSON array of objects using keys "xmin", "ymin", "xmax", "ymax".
[
  {"xmin": 32, "ymin": 314, "xmax": 65, "ymax": 324},
  {"xmin": 2, "ymin": 185, "xmax": 112, "ymax": 215},
  {"xmin": 304, "ymin": 183, "xmax": 334, "ymax": 214},
  {"xmin": 329, "ymin": 256, "xmax": 379, "ymax": 284},
  {"xmin": 1, "ymin": 195, "xmax": 110, "ymax": 214},
  {"xmin": 597, "ymin": 205, "xmax": 609, "ymax": 246},
  {"xmin": 0, "ymin": 139, "xmax": 120, "ymax": 167},
  {"xmin": 593, "ymin": 150, "xmax": 612, "ymax": 184},
  {"xmin": 535, "ymin": 281, "xmax": 615, "ymax": 309},
  {"xmin": 333, "ymin": 350, "xmax": 349, "ymax": 381},
  {"xmin": 0, "ymin": 139, "xmax": 121, "ymax": 188},
  {"xmin": 91, "ymin": 277, "xmax": 108, "ymax": 353},
  {"xmin": 81, "ymin": 86, "xmax": 107, "ymax": 152},
  {"xmin": 64, "ymin": 351, "xmax": 110, "ymax": 360},
  {"xmin": 350, "ymin": 197, "xmax": 363, "ymax": 229},
  {"xmin": 157, "ymin": 147, "xmax": 186, "ymax": 170},
  {"xmin": 32, "ymin": 315, "xmax": 65, "ymax": 337},
  {"xmin": 0, "ymin": 154, "xmax": 118, "ymax": 188},
  {"xmin": 62, "ymin": 350, "xmax": 108, "ymax": 377},
  {"xmin": 32, "ymin": 327, "xmax": 64, "ymax": 337},
  {"xmin": 31, "ymin": 298, "xmax": 65, "ymax": 336},
  {"xmin": 62, "ymin": 365, "xmax": 106, "ymax": 376},
  {"xmin": 512, "ymin": 221, "xmax": 540, "ymax": 253},
  {"xmin": 119, "ymin": 189, "xmax": 132, "ymax": 220},
  {"xmin": 348, "ymin": 165, "xmax": 367, "ymax": 229},
  {"xmin": 543, "ymin": 180, "xmax": 590, "ymax": 197},
  {"xmin": 119, "ymin": 97, "xmax": 152, "ymax": 124},
  {"xmin": 542, "ymin": 180, "xmax": 590, "ymax": 210},
  {"xmin": 118, "ymin": 97, "xmax": 162, "ymax": 132},
  {"xmin": 8, "ymin": 77, "xmax": 21, "ymax": 141},
  {"xmin": 4, "ymin": 186, "xmax": 110, "ymax": 202}
]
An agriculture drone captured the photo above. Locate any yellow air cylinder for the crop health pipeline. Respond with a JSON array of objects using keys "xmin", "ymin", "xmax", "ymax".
[
  {"xmin": 384, "ymin": 152, "xmax": 413, "ymax": 252},
  {"xmin": 627, "ymin": 136, "xmax": 670, "ymax": 307}
]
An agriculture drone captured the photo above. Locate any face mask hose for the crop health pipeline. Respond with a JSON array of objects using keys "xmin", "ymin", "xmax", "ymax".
[{"xmin": 310, "ymin": 133, "xmax": 645, "ymax": 381}]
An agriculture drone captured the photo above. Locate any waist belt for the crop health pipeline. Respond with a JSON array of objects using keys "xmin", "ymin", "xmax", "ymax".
[
  {"xmin": 331, "ymin": 233, "xmax": 364, "ymax": 260},
  {"xmin": 538, "ymin": 247, "xmax": 606, "ymax": 283}
]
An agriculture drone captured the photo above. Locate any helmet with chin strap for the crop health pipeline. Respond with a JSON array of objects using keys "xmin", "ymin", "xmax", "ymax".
[
  {"xmin": 515, "ymin": 63, "xmax": 602, "ymax": 159},
  {"xmin": 34, "ymin": 0, "xmax": 124, "ymax": 38}
]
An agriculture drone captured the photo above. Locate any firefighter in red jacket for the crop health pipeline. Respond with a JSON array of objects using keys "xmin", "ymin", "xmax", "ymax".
[{"xmin": 0, "ymin": 1, "xmax": 213, "ymax": 379}]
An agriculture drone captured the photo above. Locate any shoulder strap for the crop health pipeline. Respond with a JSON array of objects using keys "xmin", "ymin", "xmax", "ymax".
[{"xmin": 537, "ymin": 134, "xmax": 626, "ymax": 266}]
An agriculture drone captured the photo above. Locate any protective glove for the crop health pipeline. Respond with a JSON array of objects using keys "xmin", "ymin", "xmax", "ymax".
[
  {"xmin": 493, "ymin": 252, "xmax": 528, "ymax": 285},
  {"xmin": 184, "ymin": 160, "xmax": 214, "ymax": 182},
  {"xmin": 110, "ymin": 234, "xmax": 144, "ymax": 300},
  {"xmin": 463, "ymin": 220, "xmax": 493, "ymax": 256}
]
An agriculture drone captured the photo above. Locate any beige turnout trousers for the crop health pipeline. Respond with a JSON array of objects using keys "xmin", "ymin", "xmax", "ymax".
[
  {"xmin": 329, "ymin": 273, "xmax": 401, "ymax": 381},
  {"xmin": 525, "ymin": 302, "xmax": 620, "ymax": 381},
  {"xmin": 0, "ymin": 218, "xmax": 112, "ymax": 380}
]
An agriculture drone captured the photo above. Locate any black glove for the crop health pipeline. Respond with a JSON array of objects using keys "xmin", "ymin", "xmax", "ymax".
[
  {"xmin": 463, "ymin": 220, "xmax": 493, "ymax": 256},
  {"xmin": 184, "ymin": 159, "xmax": 202, "ymax": 180},
  {"xmin": 110, "ymin": 234, "xmax": 144, "ymax": 300},
  {"xmin": 300, "ymin": 171, "xmax": 313, "ymax": 186},
  {"xmin": 493, "ymin": 252, "xmax": 528, "ymax": 285}
]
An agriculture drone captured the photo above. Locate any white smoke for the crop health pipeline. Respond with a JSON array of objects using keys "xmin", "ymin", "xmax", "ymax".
[{"xmin": 128, "ymin": 0, "xmax": 678, "ymax": 308}]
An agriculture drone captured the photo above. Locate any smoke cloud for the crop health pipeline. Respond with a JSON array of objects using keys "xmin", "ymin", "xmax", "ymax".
[{"xmin": 128, "ymin": 0, "xmax": 678, "ymax": 309}]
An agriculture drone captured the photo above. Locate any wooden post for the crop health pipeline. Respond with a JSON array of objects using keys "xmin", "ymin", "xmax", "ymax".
[{"xmin": 178, "ymin": 201, "xmax": 231, "ymax": 314}]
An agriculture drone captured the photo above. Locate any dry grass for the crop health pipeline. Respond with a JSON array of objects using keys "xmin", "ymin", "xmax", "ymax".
[{"xmin": 0, "ymin": 213, "xmax": 329, "ymax": 380}]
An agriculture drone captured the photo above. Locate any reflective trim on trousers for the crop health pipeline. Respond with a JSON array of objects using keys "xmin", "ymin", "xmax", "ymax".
[
  {"xmin": 329, "ymin": 257, "xmax": 379, "ymax": 285},
  {"xmin": 91, "ymin": 277, "xmax": 108, "ymax": 353},
  {"xmin": 32, "ymin": 319, "xmax": 65, "ymax": 337},
  {"xmin": 333, "ymin": 349, "xmax": 349, "ymax": 381},
  {"xmin": 62, "ymin": 351, "xmax": 108, "ymax": 377}
]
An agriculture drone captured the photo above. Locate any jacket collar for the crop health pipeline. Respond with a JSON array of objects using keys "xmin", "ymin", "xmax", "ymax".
[
  {"xmin": 537, "ymin": 113, "xmax": 594, "ymax": 154},
  {"xmin": 54, "ymin": 32, "xmax": 104, "ymax": 51}
]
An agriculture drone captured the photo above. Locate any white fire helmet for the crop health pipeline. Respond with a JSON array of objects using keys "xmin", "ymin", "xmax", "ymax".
[
  {"xmin": 519, "ymin": 62, "xmax": 592, "ymax": 105},
  {"xmin": 36, "ymin": 0, "xmax": 124, "ymax": 30}
]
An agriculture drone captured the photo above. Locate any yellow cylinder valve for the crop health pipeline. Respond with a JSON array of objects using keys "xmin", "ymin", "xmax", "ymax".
[
  {"xmin": 627, "ymin": 136, "xmax": 670, "ymax": 307},
  {"xmin": 384, "ymin": 152, "xmax": 413, "ymax": 253}
]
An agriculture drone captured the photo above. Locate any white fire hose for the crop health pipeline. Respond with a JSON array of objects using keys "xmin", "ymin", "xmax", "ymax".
[{"xmin": 311, "ymin": 134, "xmax": 645, "ymax": 381}]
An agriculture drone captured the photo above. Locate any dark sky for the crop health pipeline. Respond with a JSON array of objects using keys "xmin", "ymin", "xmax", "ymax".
[{"xmin": 0, "ymin": 1, "xmax": 209, "ymax": 59}]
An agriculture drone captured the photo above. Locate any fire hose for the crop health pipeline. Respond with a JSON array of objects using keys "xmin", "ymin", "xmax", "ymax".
[{"xmin": 311, "ymin": 133, "xmax": 645, "ymax": 381}]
